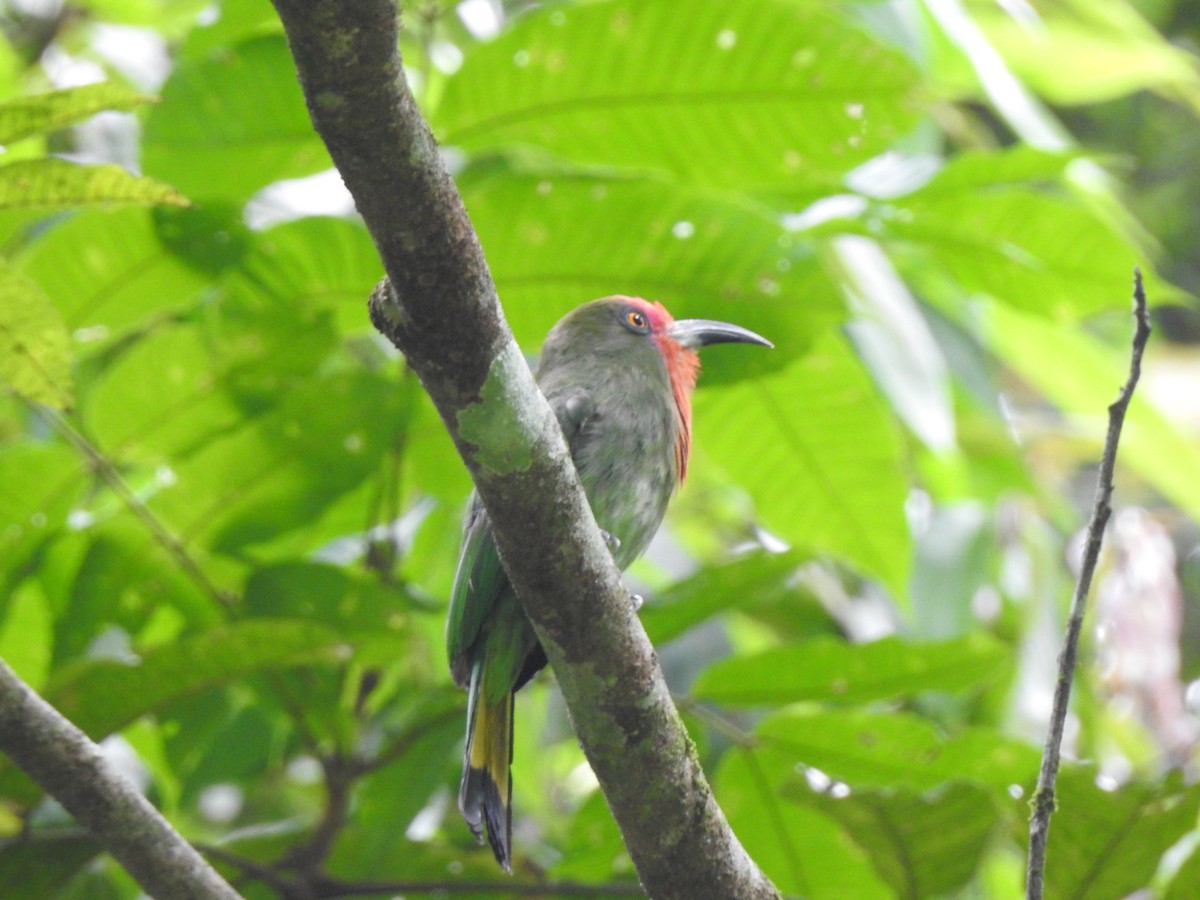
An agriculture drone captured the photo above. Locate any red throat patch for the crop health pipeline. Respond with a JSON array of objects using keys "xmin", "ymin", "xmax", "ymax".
[
  {"xmin": 657, "ymin": 336, "xmax": 699, "ymax": 482},
  {"xmin": 621, "ymin": 297, "xmax": 700, "ymax": 483}
]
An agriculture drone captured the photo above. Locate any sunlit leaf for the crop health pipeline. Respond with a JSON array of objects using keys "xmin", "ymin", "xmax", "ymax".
[
  {"xmin": 716, "ymin": 745, "xmax": 892, "ymax": 898},
  {"xmin": 438, "ymin": 0, "xmax": 920, "ymax": 197},
  {"xmin": 0, "ymin": 263, "xmax": 72, "ymax": 408},
  {"xmin": 143, "ymin": 35, "xmax": 329, "ymax": 201},
  {"xmin": 791, "ymin": 781, "xmax": 998, "ymax": 899},
  {"xmin": 0, "ymin": 82, "xmax": 151, "ymax": 145},
  {"xmin": 0, "ymin": 580, "xmax": 53, "ymax": 689},
  {"xmin": 0, "ymin": 159, "xmax": 186, "ymax": 210},
  {"xmin": 1164, "ymin": 837, "xmax": 1200, "ymax": 900},
  {"xmin": 17, "ymin": 208, "xmax": 218, "ymax": 333},
  {"xmin": 143, "ymin": 371, "xmax": 407, "ymax": 556},
  {"xmin": 640, "ymin": 550, "xmax": 830, "ymax": 645},
  {"xmin": 882, "ymin": 150, "xmax": 1152, "ymax": 319},
  {"xmin": 43, "ymin": 619, "xmax": 348, "ymax": 740},
  {"xmin": 971, "ymin": 0, "xmax": 1200, "ymax": 109},
  {"xmin": 692, "ymin": 633, "xmax": 1009, "ymax": 705},
  {"xmin": 459, "ymin": 162, "xmax": 844, "ymax": 368},
  {"xmin": 693, "ymin": 329, "xmax": 910, "ymax": 596},
  {"xmin": 0, "ymin": 441, "xmax": 85, "ymax": 587},
  {"xmin": 985, "ymin": 301, "xmax": 1200, "ymax": 521},
  {"xmin": 84, "ymin": 324, "xmax": 248, "ymax": 463},
  {"xmin": 755, "ymin": 708, "xmax": 1040, "ymax": 793},
  {"xmin": 50, "ymin": 522, "xmax": 225, "ymax": 668}
]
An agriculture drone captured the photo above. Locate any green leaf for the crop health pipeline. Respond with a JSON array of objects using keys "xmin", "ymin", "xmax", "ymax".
[
  {"xmin": 692, "ymin": 633, "xmax": 1009, "ymax": 705},
  {"xmin": 459, "ymin": 162, "xmax": 843, "ymax": 369},
  {"xmin": 1044, "ymin": 769, "xmax": 1200, "ymax": 900},
  {"xmin": 217, "ymin": 216, "xmax": 381, "ymax": 336},
  {"xmin": 641, "ymin": 550, "xmax": 831, "ymax": 645},
  {"xmin": 973, "ymin": 1, "xmax": 1200, "ymax": 109},
  {"xmin": 436, "ymin": 0, "xmax": 921, "ymax": 195},
  {"xmin": 0, "ymin": 82, "xmax": 151, "ymax": 145},
  {"xmin": 326, "ymin": 713, "xmax": 464, "ymax": 878},
  {"xmin": 985, "ymin": 301, "xmax": 1200, "ymax": 522},
  {"xmin": 178, "ymin": 703, "xmax": 278, "ymax": 788},
  {"xmin": 0, "ymin": 159, "xmax": 187, "ymax": 210},
  {"xmin": 884, "ymin": 150, "xmax": 1150, "ymax": 319},
  {"xmin": 121, "ymin": 717, "xmax": 182, "ymax": 815},
  {"xmin": 0, "ymin": 441, "xmax": 85, "ymax": 587},
  {"xmin": 693, "ymin": 329, "xmax": 911, "ymax": 596},
  {"xmin": 0, "ymin": 834, "xmax": 101, "ymax": 897},
  {"xmin": 0, "ymin": 262, "xmax": 72, "ymax": 407},
  {"xmin": 791, "ymin": 781, "xmax": 998, "ymax": 899},
  {"xmin": 179, "ymin": 0, "xmax": 283, "ymax": 59},
  {"xmin": 142, "ymin": 370, "xmax": 407, "ymax": 557},
  {"xmin": 83, "ymin": 323, "xmax": 249, "ymax": 463},
  {"xmin": 73, "ymin": 0, "xmax": 210, "ymax": 31},
  {"xmin": 51, "ymin": 523, "xmax": 224, "ymax": 668},
  {"xmin": 17, "ymin": 207, "xmax": 231, "ymax": 334},
  {"xmin": 0, "ymin": 579, "xmax": 53, "ymax": 689},
  {"xmin": 43, "ymin": 619, "xmax": 348, "ymax": 740},
  {"xmin": 143, "ymin": 35, "xmax": 330, "ymax": 202},
  {"xmin": 715, "ymin": 745, "xmax": 891, "ymax": 899},
  {"xmin": 1164, "ymin": 836, "xmax": 1200, "ymax": 900},
  {"xmin": 243, "ymin": 562, "xmax": 433, "ymax": 668},
  {"xmin": 552, "ymin": 790, "xmax": 635, "ymax": 881},
  {"xmin": 755, "ymin": 708, "xmax": 1039, "ymax": 793}
]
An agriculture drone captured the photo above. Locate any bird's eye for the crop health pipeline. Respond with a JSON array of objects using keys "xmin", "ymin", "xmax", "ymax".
[{"xmin": 625, "ymin": 310, "xmax": 648, "ymax": 332}]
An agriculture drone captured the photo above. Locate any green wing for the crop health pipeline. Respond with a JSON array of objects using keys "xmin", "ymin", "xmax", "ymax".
[
  {"xmin": 445, "ymin": 499, "xmax": 505, "ymax": 687},
  {"xmin": 444, "ymin": 387, "xmax": 595, "ymax": 687}
]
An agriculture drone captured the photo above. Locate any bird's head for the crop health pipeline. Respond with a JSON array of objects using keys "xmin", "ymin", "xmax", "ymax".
[
  {"xmin": 541, "ymin": 295, "xmax": 771, "ymax": 480},
  {"xmin": 543, "ymin": 295, "xmax": 770, "ymax": 361}
]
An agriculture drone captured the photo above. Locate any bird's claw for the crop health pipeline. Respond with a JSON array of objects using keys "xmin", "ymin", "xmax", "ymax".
[
  {"xmin": 601, "ymin": 530, "xmax": 621, "ymax": 553},
  {"xmin": 630, "ymin": 593, "xmax": 644, "ymax": 613}
]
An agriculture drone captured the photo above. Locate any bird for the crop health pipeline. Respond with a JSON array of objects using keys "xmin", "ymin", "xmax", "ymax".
[{"xmin": 445, "ymin": 295, "xmax": 771, "ymax": 871}]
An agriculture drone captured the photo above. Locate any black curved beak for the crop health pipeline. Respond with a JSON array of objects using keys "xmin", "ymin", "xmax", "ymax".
[{"xmin": 668, "ymin": 318, "xmax": 774, "ymax": 350}]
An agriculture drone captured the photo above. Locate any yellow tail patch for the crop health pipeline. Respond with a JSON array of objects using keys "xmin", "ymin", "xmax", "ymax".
[
  {"xmin": 460, "ymin": 676, "xmax": 514, "ymax": 871},
  {"xmin": 468, "ymin": 694, "xmax": 512, "ymax": 802}
]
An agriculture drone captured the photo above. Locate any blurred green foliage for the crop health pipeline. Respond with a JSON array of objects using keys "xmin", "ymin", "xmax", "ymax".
[{"xmin": 1, "ymin": 0, "xmax": 1199, "ymax": 896}]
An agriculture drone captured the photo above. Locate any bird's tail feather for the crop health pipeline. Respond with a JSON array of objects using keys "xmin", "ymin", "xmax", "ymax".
[{"xmin": 459, "ymin": 660, "xmax": 514, "ymax": 872}]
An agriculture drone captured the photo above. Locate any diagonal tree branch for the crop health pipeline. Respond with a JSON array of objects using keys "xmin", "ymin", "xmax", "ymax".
[
  {"xmin": 0, "ymin": 657, "xmax": 241, "ymax": 899},
  {"xmin": 268, "ymin": 1, "xmax": 780, "ymax": 896},
  {"xmin": 1026, "ymin": 269, "xmax": 1152, "ymax": 899}
]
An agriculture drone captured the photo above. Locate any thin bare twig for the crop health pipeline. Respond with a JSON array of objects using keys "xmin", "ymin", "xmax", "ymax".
[
  {"xmin": 359, "ymin": 700, "xmax": 462, "ymax": 774},
  {"xmin": 32, "ymin": 404, "xmax": 235, "ymax": 608},
  {"xmin": 1026, "ymin": 269, "xmax": 1152, "ymax": 899},
  {"xmin": 307, "ymin": 875, "xmax": 644, "ymax": 898},
  {"xmin": 203, "ymin": 845, "xmax": 642, "ymax": 898}
]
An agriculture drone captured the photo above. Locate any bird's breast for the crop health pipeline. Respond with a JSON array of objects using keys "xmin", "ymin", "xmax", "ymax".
[{"xmin": 572, "ymin": 397, "xmax": 679, "ymax": 570}]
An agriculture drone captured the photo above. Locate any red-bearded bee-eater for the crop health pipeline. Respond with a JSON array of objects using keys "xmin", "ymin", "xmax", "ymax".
[{"xmin": 446, "ymin": 295, "xmax": 772, "ymax": 870}]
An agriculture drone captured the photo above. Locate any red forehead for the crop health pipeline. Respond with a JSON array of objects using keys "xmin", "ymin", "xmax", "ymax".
[{"xmin": 620, "ymin": 295, "xmax": 675, "ymax": 332}]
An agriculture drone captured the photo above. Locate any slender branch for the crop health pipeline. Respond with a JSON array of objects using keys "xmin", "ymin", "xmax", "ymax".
[
  {"xmin": 268, "ymin": 1, "xmax": 778, "ymax": 896},
  {"xmin": 204, "ymin": 846, "xmax": 641, "ymax": 898},
  {"xmin": 1026, "ymin": 269, "xmax": 1151, "ymax": 899},
  {"xmin": 279, "ymin": 753, "xmax": 355, "ymax": 876},
  {"xmin": 0, "ymin": 657, "xmax": 241, "ymax": 899},
  {"xmin": 306, "ymin": 875, "xmax": 644, "ymax": 898},
  {"xmin": 361, "ymin": 700, "xmax": 462, "ymax": 774}
]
